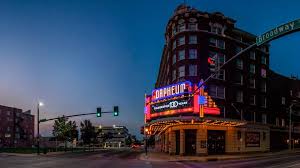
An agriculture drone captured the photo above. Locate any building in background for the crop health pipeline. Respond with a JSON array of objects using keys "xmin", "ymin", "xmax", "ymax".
[
  {"xmin": 0, "ymin": 105, "xmax": 34, "ymax": 147},
  {"xmin": 96, "ymin": 125, "xmax": 130, "ymax": 148},
  {"xmin": 144, "ymin": 4, "xmax": 300, "ymax": 155}
]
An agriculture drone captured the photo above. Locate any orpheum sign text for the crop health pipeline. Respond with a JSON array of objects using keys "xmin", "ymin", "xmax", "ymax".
[{"xmin": 152, "ymin": 81, "xmax": 192, "ymax": 101}]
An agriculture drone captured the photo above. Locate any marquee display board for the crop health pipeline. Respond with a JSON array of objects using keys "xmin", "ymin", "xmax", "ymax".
[{"xmin": 144, "ymin": 81, "xmax": 220, "ymax": 121}]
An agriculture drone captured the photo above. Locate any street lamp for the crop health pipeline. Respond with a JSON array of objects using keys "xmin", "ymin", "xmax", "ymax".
[
  {"xmin": 37, "ymin": 101, "xmax": 44, "ymax": 155},
  {"xmin": 289, "ymin": 99, "xmax": 299, "ymax": 151}
]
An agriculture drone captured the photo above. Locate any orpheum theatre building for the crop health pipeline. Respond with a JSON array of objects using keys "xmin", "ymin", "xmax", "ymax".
[{"xmin": 144, "ymin": 4, "xmax": 300, "ymax": 155}]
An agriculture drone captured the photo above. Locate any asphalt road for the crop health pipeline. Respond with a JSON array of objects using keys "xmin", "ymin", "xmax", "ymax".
[{"xmin": 1, "ymin": 149, "xmax": 300, "ymax": 168}]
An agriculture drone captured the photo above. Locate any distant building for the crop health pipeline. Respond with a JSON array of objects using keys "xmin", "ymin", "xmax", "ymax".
[
  {"xmin": 95, "ymin": 125, "xmax": 130, "ymax": 148},
  {"xmin": 0, "ymin": 105, "xmax": 34, "ymax": 147}
]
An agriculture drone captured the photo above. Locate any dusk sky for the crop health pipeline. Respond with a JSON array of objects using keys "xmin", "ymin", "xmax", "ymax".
[{"xmin": 0, "ymin": 0, "xmax": 299, "ymax": 138}]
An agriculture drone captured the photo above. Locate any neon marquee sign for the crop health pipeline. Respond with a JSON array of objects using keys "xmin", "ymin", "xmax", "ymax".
[
  {"xmin": 145, "ymin": 81, "xmax": 220, "ymax": 121},
  {"xmin": 151, "ymin": 81, "xmax": 192, "ymax": 101}
]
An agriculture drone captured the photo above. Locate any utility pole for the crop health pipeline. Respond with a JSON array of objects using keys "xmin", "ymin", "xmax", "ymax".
[{"xmin": 37, "ymin": 103, "xmax": 40, "ymax": 155}]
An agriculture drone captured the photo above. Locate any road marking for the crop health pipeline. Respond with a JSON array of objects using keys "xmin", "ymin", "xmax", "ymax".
[{"xmin": 175, "ymin": 162, "xmax": 194, "ymax": 168}]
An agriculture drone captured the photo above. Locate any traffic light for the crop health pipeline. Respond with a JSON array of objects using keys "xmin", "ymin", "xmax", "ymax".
[
  {"xmin": 97, "ymin": 107, "xmax": 101, "ymax": 117},
  {"xmin": 113, "ymin": 106, "xmax": 119, "ymax": 116}
]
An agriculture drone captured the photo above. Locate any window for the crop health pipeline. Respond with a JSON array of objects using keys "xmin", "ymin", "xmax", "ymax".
[
  {"xmin": 172, "ymin": 54, "xmax": 176, "ymax": 64},
  {"xmin": 178, "ymin": 36, "xmax": 185, "ymax": 45},
  {"xmin": 178, "ymin": 66, "xmax": 185, "ymax": 78},
  {"xmin": 178, "ymin": 24, "xmax": 185, "ymax": 32},
  {"xmin": 172, "ymin": 40, "xmax": 176, "ymax": 49},
  {"xmin": 172, "ymin": 70, "xmax": 176, "ymax": 81},
  {"xmin": 250, "ymin": 64, "xmax": 255, "ymax": 74},
  {"xmin": 250, "ymin": 95, "xmax": 256, "ymax": 105},
  {"xmin": 209, "ymin": 38, "xmax": 216, "ymax": 46},
  {"xmin": 172, "ymin": 26, "xmax": 177, "ymax": 35},
  {"xmin": 189, "ymin": 65, "xmax": 197, "ymax": 76},
  {"xmin": 213, "ymin": 69, "xmax": 225, "ymax": 80},
  {"xmin": 211, "ymin": 24, "xmax": 223, "ymax": 34},
  {"xmin": 235, "ymin": 46, "xmax": 243, "ymax": 54},
  {"xmin": 189, "ymin": 35, "xmax": 197, "ymax": 44},
  {"xmin": 276, "ymin": 117, "xmax": 279, "ymax": 126},
  {"xmin": 261, "ymin": 55, "xmax": 267, "ymax": 64},
  {"xmin": 250, "ymin": 51, "xmax": 256, "ymax": 60},
  {"xmin": 249, "ymin": 78, "xmax": 255, "ymax": 88},
  {"xmin": 188, "ymin": 23, "xmax": 197, "ymax": 31},
  {"xmin": 281, "ymin": 119, "xmax": 285, "ymax": 127},
  {"xmin": 236, "ymin": 90, "xmax": 243, "ymax": 102},
  {"xmin": 281, "ymin": 97, "xmax": 286, "ymax": 105},
  {"xmin": 234, "ymin": 73, "xmax": 243, "ymax": 85},
  {"xmin": 209, "ymin": 85, "xmax": 225, "ymax": 99},
  {"xmin": 261, "ymin": 68, "xmax": 267, "ymax": 78},
  {"xmin": 15, "ymin": 133, "xmax": 20, "ymax": 139},
  {"xmin": 261, "ymin": 46, "xmax": 267, "ymax": 52},
  {"xmin": 209, "ymin": 51, "xmax": 225, "ymax": 66},
  {"xmin": 189, "ymin": 49, "xmax": 197, "ymax": 59},
  {"xmin": 260, "ymin": 96, "xmax": 266, "ymax": 108},
  {"xmin": 209, "ymin": 38, "xmax": 225, "ymax": 49},
  {"xmin": 261, "ymin": 80, "xmax": 266, "ymax": 92},
  {"xmin": 218, "ymin": 53, "xmax": 225, "ymax": 65},
  {"xmin": 7, "ymin": 111, "xmax": 10, "ymax": 116},
  {"xmin": 7, "ymin": 127, "xmax": 10, "ymax": 132},
  {"xmin": 236, "ymin": 59, "xmax": 243, "ymax": 70},
  {"xmin": 178, "ymin": 50, "xmax": 185, "ymax": 60},
  {"xmin": 262, "ymin": 114, "xmax": 267, "ymax": 124}
]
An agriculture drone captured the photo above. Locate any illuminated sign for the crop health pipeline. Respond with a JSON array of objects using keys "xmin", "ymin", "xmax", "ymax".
[
  {"xmin": 145, "ymin": 81, "xmax": 220, "ymax": 121},
  {"xmin": 152, "ymin": 81, "xmax": 192, "ymax": 101},
  {"xmin": 151, "ymin": 97, "xmax": 192, "ymax": 113}
]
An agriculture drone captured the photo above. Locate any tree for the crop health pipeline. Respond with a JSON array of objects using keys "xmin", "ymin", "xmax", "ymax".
[
  {"xmin": 52, "ymin": 116, "xmax": 77, "ymax": 150},
  {"xmin": 80, "ymin": 120, "xmax": 96, "ymax": 146},
  {"xmin": 68, "ymin": 120, "xmax": 79, "ymax": 141}
]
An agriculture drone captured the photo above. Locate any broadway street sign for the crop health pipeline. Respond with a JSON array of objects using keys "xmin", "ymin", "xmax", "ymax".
[{"xmin": 256, "ymin": 19, "xmax": 300, "ymax": 46}]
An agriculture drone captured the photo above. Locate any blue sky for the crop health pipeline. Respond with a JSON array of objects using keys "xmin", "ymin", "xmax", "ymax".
[{"xmin": 0, "ymin": 0, "xmax": 299, "ymax": 138}]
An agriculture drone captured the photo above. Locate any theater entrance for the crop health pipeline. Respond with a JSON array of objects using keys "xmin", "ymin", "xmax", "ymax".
[
  {"xmin": 207, "ymin": 130, "xmax": 225, "ymax": 154},
  {"xmin": 185, "ymin": 129, "xmax": 197, "ymax": 155}
]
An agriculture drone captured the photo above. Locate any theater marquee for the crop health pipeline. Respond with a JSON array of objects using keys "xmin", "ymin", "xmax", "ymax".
[{"xmin": 144, "ymin": 81, "xmax": 221, "ymax": 121}]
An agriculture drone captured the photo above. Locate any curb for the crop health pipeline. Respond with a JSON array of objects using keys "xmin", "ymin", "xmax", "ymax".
[{"xmin": 138, "ymin": 150, "xmax": 300, "ymax": 162}]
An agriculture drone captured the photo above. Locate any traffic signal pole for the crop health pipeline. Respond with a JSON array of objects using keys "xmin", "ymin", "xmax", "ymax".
[{"xmin": 39, "ymin": 111, "xmax": 116, "ymax": 123}]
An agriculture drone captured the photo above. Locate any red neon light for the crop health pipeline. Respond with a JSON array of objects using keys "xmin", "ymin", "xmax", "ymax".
[{"xmin": 204, "ymin": 107, "xmax": 220, "ymax": 115}]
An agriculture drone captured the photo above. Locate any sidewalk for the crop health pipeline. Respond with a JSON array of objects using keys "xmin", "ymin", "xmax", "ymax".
[
  {"xmin": 139, "ymin": 149, "xmax": 300, "ymax": 162},
  {"xmin": 0, "ymin": 149, "xmax": 104, "ymax": 157}
]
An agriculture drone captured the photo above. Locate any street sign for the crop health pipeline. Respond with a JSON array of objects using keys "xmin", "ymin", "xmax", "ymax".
[{"xmin": 256, "ymin": 19, "xmax": 300, "ymax": 46}]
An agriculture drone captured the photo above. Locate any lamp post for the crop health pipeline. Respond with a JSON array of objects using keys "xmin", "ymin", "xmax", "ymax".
[
  {"xmin": 37, "ymin": 101, "xmax": 44, "ymax": 155},
  {"xmin": 289, "ymin": 100, "xmax": 299, "ymax": 151},
  {"xmin": 289, "ymin": 103, "xmax": 292, "ymax": 151}
]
